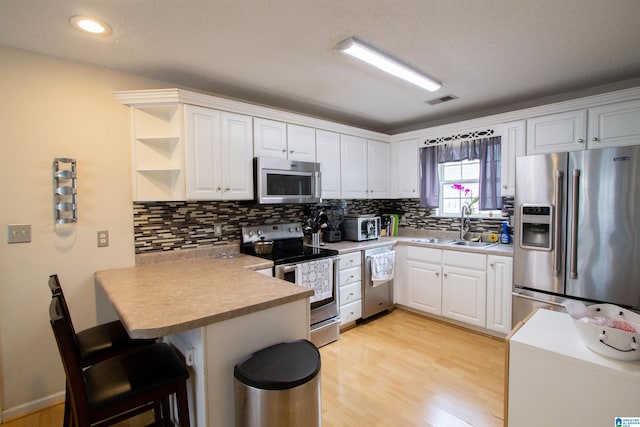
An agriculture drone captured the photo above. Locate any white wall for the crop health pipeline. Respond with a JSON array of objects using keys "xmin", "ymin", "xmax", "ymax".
[{"xmin": 0, "ymin": 46, "xmax": 171, "ymax": 419}]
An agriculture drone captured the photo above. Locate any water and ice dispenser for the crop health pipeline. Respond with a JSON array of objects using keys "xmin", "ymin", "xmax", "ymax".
[{"xmin": 519, "ymin": 205, "xmax": 553, "ymax": 250}]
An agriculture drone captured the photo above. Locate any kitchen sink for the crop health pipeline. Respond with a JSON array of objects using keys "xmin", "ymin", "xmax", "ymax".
[
  {"xmin": 411, "ymin": 237, "xmax": 455, "ymax": 244},
  {"xmin": 448, "ymin": 240, "xmax": 496, "ymax": 248}
]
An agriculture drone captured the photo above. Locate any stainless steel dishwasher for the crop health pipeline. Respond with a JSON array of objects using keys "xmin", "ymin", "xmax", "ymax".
[{"xmin": 362, "ymin": 245, "xmax": 394, "ymax": 319}]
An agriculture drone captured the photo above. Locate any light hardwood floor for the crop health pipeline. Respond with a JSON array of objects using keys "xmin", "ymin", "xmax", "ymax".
[{"xmin": 4, "ymin": 309, "xmax": 505, "ymax": 427}]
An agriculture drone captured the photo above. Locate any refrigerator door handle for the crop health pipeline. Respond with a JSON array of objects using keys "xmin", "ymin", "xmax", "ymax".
[
  {"xmin": 512, "ymin": 291, "xmax": 565, "ymax": 308},
  {"xmin": 553, "ymin": 170, "xmax": 564, "ymax": 276},
  {"xmin": 569, "ymin": 169, "xmax": 581, "ymax": 279}
]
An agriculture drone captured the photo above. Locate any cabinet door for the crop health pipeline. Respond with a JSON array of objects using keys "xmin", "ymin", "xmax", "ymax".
[
  {"xmin": 392, "ymin": 138, "xmax": 419, "ymax": 198},
  {"xmin": 367, "ymin": 139, "xmax": 390, "ymax": 198},
  {"xmin": 220, "ymin": 112, "xmax": 253, "ymax": 200},
  {"xmin": 316, "ymin": 130, "xmax": 341, "ymax": 198},
  {"xmin": 340, "ymin": 134, "xmax": 368, "ymax": 198},
  {"xmin": 184, "ymin": 105, "xmax": 223, "ymax": 200},
  {"xmin": 406, "ymin": 259, "xmax": 442, "ymax": 315},
  {"xmin": 526, "ymin": 110, "xmax": 586, "ymax": 154},
  {"xmin": 501, "ymin": 121, "xmax": 525, "ymax": 197},
  {"xmin": 442, "ymin": 265, "xmax": 486, "ymax": 327},
  {"xmin": 287, "ymin": 124, "xmax": 316, "ymax": 162},
  {"xmin": 587, "ymin": 99, "xmax": 640, "ymax": 149},
  {"xmin": 253, "ymin": 118, "xmax": 287, "ymax": 158},
  {"xmin": 486, "ymin": 255, "xmax": 513, "ymax": 334}
]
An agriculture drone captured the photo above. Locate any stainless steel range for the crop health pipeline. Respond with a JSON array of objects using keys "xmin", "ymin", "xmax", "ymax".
[{"xmin": 241, "ymin": 222, "xmax": 340, "ymax": 347}]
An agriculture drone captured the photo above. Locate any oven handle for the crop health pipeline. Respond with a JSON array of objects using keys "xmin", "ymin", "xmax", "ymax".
[{"xmin": 279, "ymin": 264, "xmax": 297, "ymax": 274}]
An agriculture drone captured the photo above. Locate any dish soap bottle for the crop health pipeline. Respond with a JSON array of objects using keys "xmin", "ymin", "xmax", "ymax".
[{"xmin": 500, "ymin": 221, "xmax": 511, "ymax": 244}]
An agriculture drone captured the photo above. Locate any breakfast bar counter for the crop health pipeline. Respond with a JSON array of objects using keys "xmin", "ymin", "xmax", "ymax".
[
  {"xmin": 95, "ymin": 255, "xmax": 312, "ymax": 338},
  {"xmin": 95, "ymin": 254, "xmax": 313, "ymax": 427}
]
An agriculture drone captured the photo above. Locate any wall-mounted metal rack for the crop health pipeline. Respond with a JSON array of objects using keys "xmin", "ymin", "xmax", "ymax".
[{"xmin": 53, "ymin": 158, "xmax": 77, "ymax": 224}]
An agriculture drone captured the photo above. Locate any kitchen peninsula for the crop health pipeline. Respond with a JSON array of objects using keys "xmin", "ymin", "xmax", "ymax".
[{"xmin": 95, "ymin": 255, "xmax": 313, "ymax": 427}]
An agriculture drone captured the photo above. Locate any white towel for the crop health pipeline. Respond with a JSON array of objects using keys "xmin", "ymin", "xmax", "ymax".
[
  {"xmin": 370, "ymin": 250, "xmax": 395, "ymax": 286},
  {"xmin": 296, "ymin": 258, "xmax": 334, "ymax": 303}
]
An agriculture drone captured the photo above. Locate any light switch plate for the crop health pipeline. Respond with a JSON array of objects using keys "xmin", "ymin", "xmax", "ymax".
[{"xmin": 7, "ymin": 224, "xmax": 31, "ymax": 244}]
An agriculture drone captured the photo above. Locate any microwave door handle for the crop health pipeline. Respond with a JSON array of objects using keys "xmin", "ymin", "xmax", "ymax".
[
  {"xmin": 553, "ymin": 170, "xmax": 563, "ymax": 276},
  {"xmin": 315, "ymin": 171, "xmax": 322, "ymax": 202},
  {"xmin": 569, "ymin": 169, "xmax": 581, "ymax": 279}
]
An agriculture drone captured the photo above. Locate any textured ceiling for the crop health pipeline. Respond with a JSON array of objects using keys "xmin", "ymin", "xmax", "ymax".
[{"xmin": 2, "ymin": 0, "xmax": 640, "ymax": 134}]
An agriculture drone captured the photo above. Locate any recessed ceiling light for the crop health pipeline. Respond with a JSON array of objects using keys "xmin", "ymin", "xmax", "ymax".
[
  {"xmin": 69, "ymin": 16, "xmax": 112, "ymax": 36},
  {"xmin": 337, "ymin": 37, "xmax": 442, "ymax": 92}
]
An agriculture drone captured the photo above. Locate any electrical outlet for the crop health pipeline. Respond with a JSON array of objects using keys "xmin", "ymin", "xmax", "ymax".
[
  {"xmin": 97, "ymin": 230, "xmax": 109, "ymax": 247},
  {"xmin": 214, "ymin": 224, "xmax": 223, "ymax": 237},
  {"xmin": 7, "ymin": 224, "xmax": 31, "ymax": 244}
]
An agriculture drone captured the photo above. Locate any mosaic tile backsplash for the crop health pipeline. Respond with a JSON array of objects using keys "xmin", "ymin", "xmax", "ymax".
[{"xmin": 133, "ymin": 197, "xmax": 514, "ymax": 254}]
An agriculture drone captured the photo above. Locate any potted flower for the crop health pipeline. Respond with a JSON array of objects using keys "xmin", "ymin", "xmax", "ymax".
[{"xmin": 452, "ymin": 184, "xmax": 479, "ymax": 213}]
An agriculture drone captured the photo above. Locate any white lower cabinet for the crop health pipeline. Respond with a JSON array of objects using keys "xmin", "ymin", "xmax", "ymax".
[
  {"xmin": 338, "ymin": 251, "xmax": 362, "ymax": 327},
  {"xmin": 486, "ymin": 255, "xmax": 513, "ymax": 334},
  {"xmin": 405, "ymin": 246, "xmax": 442, "ymax": 315},
  {"xmin": 442, "ymin": 250, "xmax": 487, "ymax": 328},
  {"xmin": 400, "ymin": 245, "xmax": 513, "ymax": 334}
]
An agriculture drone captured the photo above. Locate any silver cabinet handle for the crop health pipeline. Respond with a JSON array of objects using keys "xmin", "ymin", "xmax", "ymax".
[
  {"xmin": 490, "ymin": 263, "xmax": 495, "ymax": 268},
  {"xmin": 554, "ymin": 170, "xmax": 564, "ymax": 276},
  {"xmin": 436, "ymin": 272, "xmax": 440, "ymax": 276},
  {"xmin": 592, "ymin": 137, "xmax": 599, "ymax": 142},
  {"xmin": 577, "ymin": 138, "xmax": 584, "ymax": 143},
  {"xmin": 290, "ymin": 149, "xmax": 294, "ymax": 153},
  {"xmin": 569, "ymin": 169, "xmax": 581, "ymax": 279}
]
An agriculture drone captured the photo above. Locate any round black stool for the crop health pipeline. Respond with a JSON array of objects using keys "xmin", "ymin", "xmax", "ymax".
[{"xmin": 234, "ymin": 339, "xmax": 321, "ymax": 427}]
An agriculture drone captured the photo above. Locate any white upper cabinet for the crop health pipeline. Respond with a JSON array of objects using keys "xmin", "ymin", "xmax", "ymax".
[
  {"xmin": 287, "ymin": 124, "xmax": 316, "ymax": 162},
  {"xmin": 367, "ymin": 139, "xmax": 390, "ymax": 198},
  {"xmin": 253, "ymin": 118, "xmax": 287, "ymax": 159},
  {"xmin": 526, "ymin": 99, "xmax": 640, "ymax": 155},
  {"xmin": 501, "ymin": 121, "xmax": 525, "ymax": 197},
  {"xmin": 526, "ymin": 110, "xmax": 587, "ymax": 154},
  {"xmin": 184, "ymin": 105, "xmax": 253, "ymax": 200},
  {"xmin": 391, "ymin": 138, "xmax": 419, "ymax": 198},
  {"xmin": 340, "ymin": 135, "xmax": 390, "ymax": 199},
  {"xmin": 587, "ymin": 99, "xmax": 640, "ymax": 149},
  {"xmin": 316, "ymin": 130, "xmax": 341, "ymax": 199},
  {"xmin": 253, "ymin": 119, "xmax": 316, "ymax": 162},
  {"xmin": 340, "ymin": 134, "xmax": 368, "ymax": 198}
]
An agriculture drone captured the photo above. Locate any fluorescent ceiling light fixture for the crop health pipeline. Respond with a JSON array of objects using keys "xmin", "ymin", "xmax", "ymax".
[
  {"xmin": 337, "ymin": 37, "xmax": 441, "ymax": 92},
  {"xmin": 69, "ymin": 16, "xmax": 112, "ymax": 36}
]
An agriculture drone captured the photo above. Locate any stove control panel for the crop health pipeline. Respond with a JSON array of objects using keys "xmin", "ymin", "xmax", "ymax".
[{"xmin": 241, "ymin": 222, "xmax": 304, "ymax": 244}]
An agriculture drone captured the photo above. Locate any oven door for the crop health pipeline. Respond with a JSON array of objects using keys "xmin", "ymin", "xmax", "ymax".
[{"xmin": 275, "ymin": 258, "xmax": 339, "ymax": 325}]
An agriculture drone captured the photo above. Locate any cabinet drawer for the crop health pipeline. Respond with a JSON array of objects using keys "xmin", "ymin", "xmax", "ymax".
[
  {"xmin": 339, "ymin": 266, "xmax": 362, "ymax": 286},
  {"xmin": 339, "ymin": 252, "xmax": 361, "ymax": 270},
  {"xmin": 443, "ymin": 250, "xmax": 486, "ymax": 270},
  {"xmin": 407, "ymin": 245, "xmax": 442, "ymax": 262},
  {"xmin": 339, "ymin": 282, "xmax": 362, "ymax": 305},
  {"xmin": 340, "ymin": 300, "xmax": 362, "ymax": 325}
]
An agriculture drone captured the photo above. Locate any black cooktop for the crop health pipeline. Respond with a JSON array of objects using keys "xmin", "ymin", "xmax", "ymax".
[{"xmin": 241, "ymin": 239, "xmax": 338, "ymax": 265}]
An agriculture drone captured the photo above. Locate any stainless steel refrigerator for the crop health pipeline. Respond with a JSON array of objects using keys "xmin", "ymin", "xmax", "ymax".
[{"xmin": 512, "ymin": 145, "xmax": 640, "ymax": 326}]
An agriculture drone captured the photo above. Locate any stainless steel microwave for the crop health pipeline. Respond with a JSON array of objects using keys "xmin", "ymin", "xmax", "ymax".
[{"xmin": 254, "ymin": 157, "xmax": 322, "ymax": 204}]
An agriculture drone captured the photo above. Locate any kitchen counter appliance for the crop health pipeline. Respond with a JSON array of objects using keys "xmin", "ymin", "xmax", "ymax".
[
  {"xmin": 513, "ymin": 146, "xmax": 640, "ymax": 326},
  {"xmin": 241, "ymin": 222, "xmax": 340, "ymax": 347},
  {"xmin": 362, "ymin": 245, "xmax": 394, "ymax": 319},
  {"xmin": 343, "ymin": 215, "xmax": 380, "ymax": 241},
  {"xmin": 254, "ymin": 157, "xmax": 321, "ymax": 204}
]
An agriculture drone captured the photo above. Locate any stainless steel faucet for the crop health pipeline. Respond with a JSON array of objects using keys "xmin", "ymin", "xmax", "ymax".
[{"xmin": 460, "ymin": 204, "xmax": 470, "ymax": 240}]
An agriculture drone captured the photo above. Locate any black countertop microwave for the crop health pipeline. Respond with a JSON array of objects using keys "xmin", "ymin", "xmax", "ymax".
[{"xmin": 254, "ymin": 157, "xmax": 322, "ymax": 204}]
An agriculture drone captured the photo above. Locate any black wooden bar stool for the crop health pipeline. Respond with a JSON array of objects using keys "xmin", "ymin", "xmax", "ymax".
[
  {"xmin": 49, "ymin": 295, "xmax": 190, "ymax": 426},
  {"xmin": 49, "ymin": 274, "xmax": 156, "ymax": 426}
]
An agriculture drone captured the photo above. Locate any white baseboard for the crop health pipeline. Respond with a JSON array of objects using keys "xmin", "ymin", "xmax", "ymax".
[{"xmin": 1, "ymin": 391, "xmax": 64, "ymax": 423}]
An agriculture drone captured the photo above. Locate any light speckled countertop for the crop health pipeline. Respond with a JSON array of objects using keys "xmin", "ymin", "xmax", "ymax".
[
  {"xmin": 313, "ymin": 235, "xmax": 514, "ymax": 256},
  {"xmin": 95, "ymin": 255, "xmax": 312, "ymax": 339}
]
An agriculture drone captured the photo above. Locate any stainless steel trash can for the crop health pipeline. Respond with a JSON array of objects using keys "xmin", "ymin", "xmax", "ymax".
[{"xmin": 234, "ymin": 339, "xmax": 321, "ymax": 427}]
